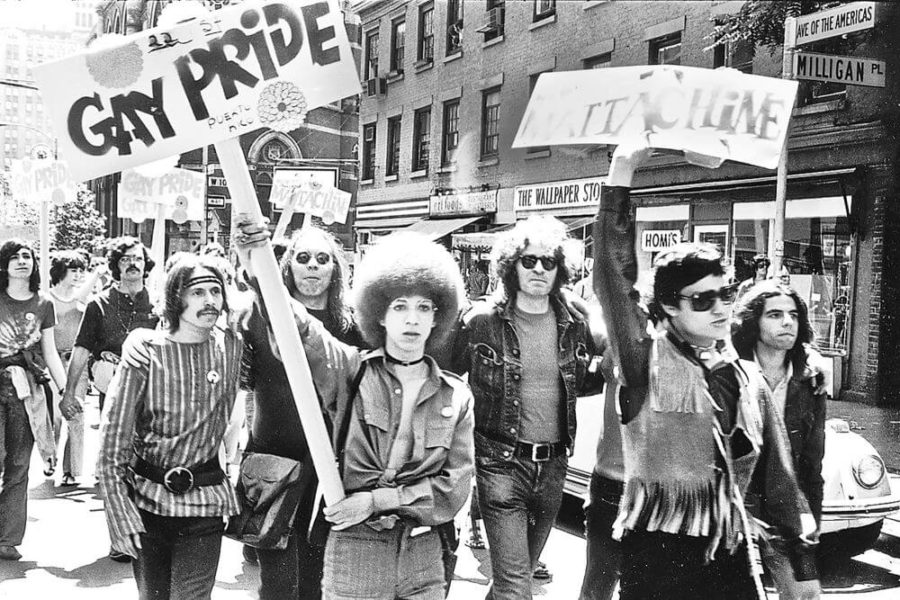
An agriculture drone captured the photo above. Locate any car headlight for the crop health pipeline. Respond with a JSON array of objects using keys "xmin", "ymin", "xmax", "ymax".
[{"xmin": 853, "ymin": 455, "xmax": 885, "ymax": 489}]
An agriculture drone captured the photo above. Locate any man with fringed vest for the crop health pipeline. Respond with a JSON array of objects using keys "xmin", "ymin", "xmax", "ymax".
[{"xmin": 592, "ymin": 142, "xmax": 821, "ymax": 600}]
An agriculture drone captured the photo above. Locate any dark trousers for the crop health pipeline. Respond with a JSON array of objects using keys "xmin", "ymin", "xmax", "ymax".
[
  {"xmin": 476, "ymin": 452, "xmax": 568, "ymax": 600},
  {"xmin": 579, "ymin": 473, "xmax": 623, "ymax": 600},
  {"xmin": 133, "ymin": 510, "xmax": 224, "ymax": 600},
  {"xmin": 619, "ymin": 529, "xmax": 759, "ymax": 600},
  {"xmin": 0, "ymin": 398, "xmax": 34, "ymax": 547},
  {"xmin": 257, "ymin": 491, "xmax": 324, "ymax": 600}
]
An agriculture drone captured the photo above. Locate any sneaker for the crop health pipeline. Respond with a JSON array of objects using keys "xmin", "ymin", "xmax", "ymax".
[
  {"xmin": 109, "ymin": 548, "xmax": 131, "ymax": 563},
  {"xmin": 0, "ymin": 546, "xmax": 21, "ymax": 561},
  {"xmin": 60, "ymin": 473, "xmax": 77, "ymax": 487},
  {"xmin": 533, "ymin": 560, "xmax": 552, "ymax": 581},
  {"xmin": 242, "ymin": 544, "xmax": 258, "ymax": 565}
]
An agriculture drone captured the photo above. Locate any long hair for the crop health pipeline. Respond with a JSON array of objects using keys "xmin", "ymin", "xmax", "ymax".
[
  {"xmin": 0, "ymin": 239, "xmax": 40, "ymax": 292},
  {"xmin": 163, "ymin": 254, "xmax": 229, "ymax": 332},
  {"xmin": 50, "ymin": 250, "xmax": 89, "ymax": 287},
  {"xmin": 731, "ymin": 280, "xmax": 815, "ymax": 373},
  {"xmin": 352, "ymin": 233, "xmax": 464, "ymax": 353},
  {"xmin": 107, "ymin": 236, "xmax": 155, "ymax": 281},
  {"xmin": 279, "ymin": 227, "xmax": 352, "ymax": 333},
  {"xmin": 490, "ymin": 215, "xmax": 575, "ymax": 303}
]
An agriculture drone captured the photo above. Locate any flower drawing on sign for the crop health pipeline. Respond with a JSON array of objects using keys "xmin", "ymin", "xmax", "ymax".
[
  {"xmin": 172, "ymin": 195, "xmax": 189, "ymax": 224},
  {"xmin": 85, "ymin": 41, "xmax": 143, "ymax": 89},
  {"xmin": 258, "ymin": 81, "xmax": 308, "ymax": 133}
]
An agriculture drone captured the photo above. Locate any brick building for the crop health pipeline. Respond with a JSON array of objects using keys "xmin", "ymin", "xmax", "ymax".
[
  {"xmin": 90, "ymin": 0, "xmax": 361, "ymax": 252},
  {"xmin": 353, "ymin": 0, "xmax": 900, "ymax": 406}
]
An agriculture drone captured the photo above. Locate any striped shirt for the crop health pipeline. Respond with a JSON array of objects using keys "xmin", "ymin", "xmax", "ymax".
[{"xmin": 97, "ymin": 326, "xmax": 242, "ymax": 544}]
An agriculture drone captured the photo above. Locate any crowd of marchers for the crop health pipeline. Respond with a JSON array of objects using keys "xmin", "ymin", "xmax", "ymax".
[{"xmin": 0, "ymin": 145, "xmax": 830, "ymax": 600}]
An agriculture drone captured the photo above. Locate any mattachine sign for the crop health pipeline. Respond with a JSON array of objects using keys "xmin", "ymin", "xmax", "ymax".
[
  {"xmin": 512, "ymin": 66, "xmax": 798, "ymax": 170},
  {"xmin": 33, "ymin": 0, "xmax": 359, "ymax": 181}
]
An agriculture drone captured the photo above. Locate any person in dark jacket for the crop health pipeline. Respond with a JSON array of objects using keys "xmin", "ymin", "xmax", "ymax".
[
  {"xmin": 594, "ymin": 142, "xmax": 820, "ymax": 600},
  {"xmin": 732, "ymin": 280, "xmax": 827, "ymax": 599}
]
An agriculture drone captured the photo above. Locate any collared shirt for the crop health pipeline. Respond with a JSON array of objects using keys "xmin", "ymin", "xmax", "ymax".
[
  {"xmin": 97, "ymin": 327, "xmax": 242, "ymax": 544},
  {"xmin": 753, "ymin": 353, "xmax": 793, "ymax": 417},
  {"xmin": 75, "ymin": 286, "xmax": 158, "ymax": 360}
]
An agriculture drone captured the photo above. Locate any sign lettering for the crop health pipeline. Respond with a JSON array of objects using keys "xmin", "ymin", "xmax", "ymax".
[
  {"xmin": 429, "ymin": 191, "xmax": 497, "ymax": 217},
  {"xmin": 34, "ymin": 0, "xmax": 360, "ymax": 181},
  {"xmin": 795, "ymin": 2, "xmax": 875, "ymax": 46},
  {"xmin": 515, "ymin": 177, "xmax": 603, "ymax": 213},
  {"xmin": 794, "ymin": 51, "xmax": 885, "ymax": 88},
  {"xmin": 117, "ymin": 167, "xmax": 206, "ymax": 223},
  {"xmin": 513, "ymin": 66, "xmax": 798, "ymax": 170},
  {"xmin": 641, "ymin": 229, "xmax": 682, "ymax": 252}
]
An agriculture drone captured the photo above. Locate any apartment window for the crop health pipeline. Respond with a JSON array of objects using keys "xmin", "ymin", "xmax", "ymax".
[
  {"xmin": 480, "ymin": 88, "xmax": 501, "ymax": 159},
  {"xmin": 446, "ymin": 0, "xmax": 463, "ymax": 55},
  {"xmin": 713, "ymin": 38, "xmax": 753, "ymax": 73},
  {"xmin": 364, "ymin": 31, "xmax": 379, "ymax": 79},
  {"xmin": 442, "ymin": 100, "xmax": 460, "ymax": 166},
  {"xmin": 390, "ymin": 19, "xmax": 406, "ymax": 74},
  {"xmin": 533, "ymin": 0, "xmax": 556, "ymax": 21},
  {"xmin": 649, "ymin": 32, "xmax": 681, "ymax": 65},
  {"xmin": 362, "ymin": 123, "xmax": 376, "ymax": 180},
  {"xmin": 386, "ymin": 116, "xmax": 401, "ymax": 177},
  {"xmin": 418, "ymin": 5, "xmax": 434, "ymax": 63},
  {"xmin": 413, "ymin": 107, "xmax": 431, "ymax": 172},
  {"xmin": 584, "ymin": 52, "xmax": 611, "ymax": 69},
  {"xmin": 527, "ymin": 74, "xmax": 549, "ymax": 155},
  {"xmin": 482, "ymin": 0, "xmax": 505, "ymax": 41}
]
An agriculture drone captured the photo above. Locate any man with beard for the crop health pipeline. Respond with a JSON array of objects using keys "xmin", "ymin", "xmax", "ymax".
[
  {"xmin": 59, "ymin": 236, "xmax": 159, "ymax": 562},
  {"xmin": 239, "ymin": 226, "xmax": 365, "ymax": 600}
]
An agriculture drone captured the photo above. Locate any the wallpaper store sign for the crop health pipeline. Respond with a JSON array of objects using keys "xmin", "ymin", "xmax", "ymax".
[
  {"xmin": 515, "ymin": 177, "xmax": 604, "ymax": 213},
  {"xmin": 429, "ymin": 190, "xmax": 497, "ymax": 217}
]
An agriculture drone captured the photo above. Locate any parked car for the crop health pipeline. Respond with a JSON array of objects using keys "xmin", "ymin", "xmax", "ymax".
[{"xmin": 565, "ymin": 404, "xmax": 900, "ymax": 558}]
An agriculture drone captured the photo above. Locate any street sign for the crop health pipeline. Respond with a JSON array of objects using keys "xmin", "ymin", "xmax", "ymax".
[
  {"xmin": 794, "ymin": 2, "xmax": 875, "ymax": 46},
  {"xmin": 794, "ymin": 51, "xmax": 885, "ymax": 88},
  {"xmin": 207, "ymin": 195, "xmax": 225, "ymax": 208}
]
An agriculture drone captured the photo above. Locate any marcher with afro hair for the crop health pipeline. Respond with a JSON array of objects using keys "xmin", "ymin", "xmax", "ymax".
[{"xmin": 234, "ymin": 224, "xmax": 474, "ymax": 600}]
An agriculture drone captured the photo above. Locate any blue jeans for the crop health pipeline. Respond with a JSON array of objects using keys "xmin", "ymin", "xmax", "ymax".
[
  {"xmin": 0, "ymin": 398, "xmax": 34, "ymax": 547},
  {"xmin": 476, "ymin": 452, "xmax": 568, "ymax": 600},
  {"xmin": 323, "ymin": 521, "xmax": 445, "ymax": 600},
  {"xmin": 133, "ymin": 510, "xmax": 224, "ymax": 600},
  {"xmin": 579, "ymin": 473, "xmax": 623, "ymax": 600}
]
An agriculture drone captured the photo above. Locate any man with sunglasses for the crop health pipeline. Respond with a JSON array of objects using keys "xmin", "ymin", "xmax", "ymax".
[
  {"xmin": 737, "ymin": 254, "xmax": 772, "ymax": 302},
  {"xmin": 240, "ymin": 226, "xmax": 364, "ymax": 600},
  {"xmin": 449, "ymin": 215, "xmax": 604, "ymax": 600},
  {"xmin": 593, "ymin": 142, "xmax": 820, "ymax": 599}
]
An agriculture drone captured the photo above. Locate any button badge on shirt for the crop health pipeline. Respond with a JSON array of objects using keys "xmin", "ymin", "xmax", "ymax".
[
  {"xmin": 207, "ymin": 370, "xmax": 220, "ymax": 385},
  {"xmin": 440, "ymin": 406, "xmax": 454, "ymax": 418}
]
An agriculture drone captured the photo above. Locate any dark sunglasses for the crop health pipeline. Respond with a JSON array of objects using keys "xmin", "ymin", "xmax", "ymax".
[
  {"xmin": 295, "ymin": 252, "xmax": 331, "ymax": 265},
  {"xmin": 519, "ymin": 254, "xmax": 558, "ymax": 270},
  {"xmin": 677, "ymin": 283, "xmax": 739, "ymax": 312}
]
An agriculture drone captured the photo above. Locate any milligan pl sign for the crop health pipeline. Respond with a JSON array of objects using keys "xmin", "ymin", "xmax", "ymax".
[{"xmin": 794, "ymin": 51, "xmax": 885, "ymax": 88}]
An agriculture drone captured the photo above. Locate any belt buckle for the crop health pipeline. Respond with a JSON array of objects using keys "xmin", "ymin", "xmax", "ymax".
[
  {"xmin": 531, "ymin": 443, "xmax": 551, "ymax": 462},
  {"xmin": 163, "ymin": 466, "xmax": 194, "ymax": 495}
]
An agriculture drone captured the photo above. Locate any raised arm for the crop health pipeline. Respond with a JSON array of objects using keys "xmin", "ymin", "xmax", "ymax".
[{"xmin": 592, "ymin": 143, "xmax": 652, "ymax": 422}]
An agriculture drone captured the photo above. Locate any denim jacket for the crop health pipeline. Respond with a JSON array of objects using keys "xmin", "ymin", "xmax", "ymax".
[{"xmin": 449, "ymin": 294, "xmax": 603, "ymax": 459}]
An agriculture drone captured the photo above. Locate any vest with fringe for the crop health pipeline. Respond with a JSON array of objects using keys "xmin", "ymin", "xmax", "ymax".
[{"xmin": 613, "ymin": 332, "xmax": 766, "ymax": 561}]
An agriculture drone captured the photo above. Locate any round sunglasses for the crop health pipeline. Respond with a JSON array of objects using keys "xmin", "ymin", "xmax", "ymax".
[
  {"xmin": 677, "ymin": 283, "xmax": 739, "ymax": 312},
  {"xmin": 295, "ymin": 251, "xmax": 331, "ymax": 265}
]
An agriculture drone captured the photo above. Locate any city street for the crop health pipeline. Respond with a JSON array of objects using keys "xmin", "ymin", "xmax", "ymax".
[{"xmin": 1, "ymin": 393, "xmax": 900, "ymax": 599}]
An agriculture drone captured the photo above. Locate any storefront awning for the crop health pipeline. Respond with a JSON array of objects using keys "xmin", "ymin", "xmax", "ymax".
[{"xmin": 395, "ymin": 216, "xmax": 483, "ymax": 241}]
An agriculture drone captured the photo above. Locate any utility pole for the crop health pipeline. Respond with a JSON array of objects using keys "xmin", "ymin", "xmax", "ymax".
[{"xmin": 773, "ymin": 1, "xmax": 801, "ymax": 275}]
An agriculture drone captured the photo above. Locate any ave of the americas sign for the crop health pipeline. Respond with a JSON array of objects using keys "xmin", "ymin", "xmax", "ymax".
[{"xmin": 793, "ymin": 2, "xmax": 875, "ymax": 46}]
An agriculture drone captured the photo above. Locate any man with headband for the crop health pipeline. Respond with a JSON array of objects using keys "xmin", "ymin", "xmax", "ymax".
[{"xmin": 97, "ymin": 254, "xmax": 243, "ymax": 600}]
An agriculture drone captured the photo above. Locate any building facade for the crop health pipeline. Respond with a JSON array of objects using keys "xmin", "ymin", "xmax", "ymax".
[
  {"xmin": 90, "ymin": 0, "xmax": 361, "ymax": 251},
  {"xmin": 353, "ymin": 0, "xmax": 900, "ymax": 406}
]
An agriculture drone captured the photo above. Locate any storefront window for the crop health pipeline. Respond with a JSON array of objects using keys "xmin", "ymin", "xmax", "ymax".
[
  {"xmin": 732, "ymin": 197, "xmax": 852, "ymax": 353},
  {"xmin": 635, "ymin": 205, "xmax": 690, "ymax": 289}
]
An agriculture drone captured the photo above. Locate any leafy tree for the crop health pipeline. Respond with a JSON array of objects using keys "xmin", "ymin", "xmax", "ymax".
[
  {"xmin": 52, "ymin": 185, "xmax": 107, "ymax": 253},
  {"xmin": 711, "ymin": 1, "xmax": 846, "ymax": 51}
]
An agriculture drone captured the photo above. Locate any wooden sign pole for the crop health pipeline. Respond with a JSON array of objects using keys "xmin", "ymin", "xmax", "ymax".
[{"xmin": 216, "ymin": 137, "xmax": 345, "ymax": 504}]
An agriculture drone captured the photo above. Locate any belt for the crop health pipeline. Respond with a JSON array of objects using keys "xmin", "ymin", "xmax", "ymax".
[
  {"xmin": 131, "ymin": 455, "xmax": 224, "ymax": 495},
  {"xmin": 514, "ymin": 441, "xmax": 567, "ymax": 462}
]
